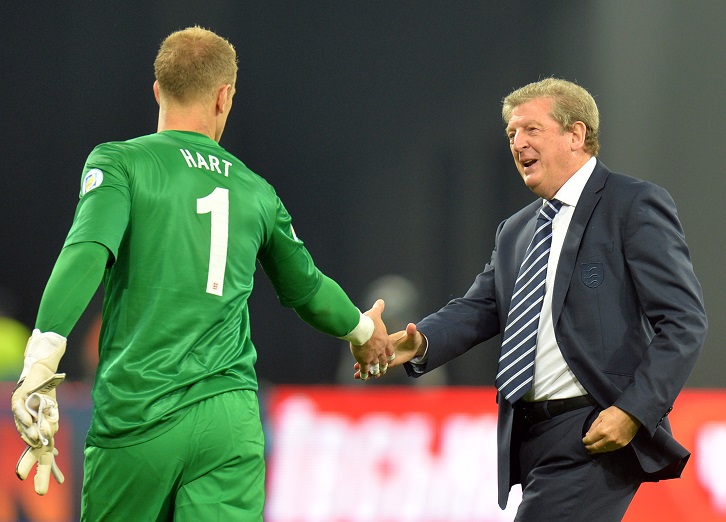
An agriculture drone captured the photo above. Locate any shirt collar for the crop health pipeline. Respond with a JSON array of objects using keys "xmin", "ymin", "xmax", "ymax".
[{"xmin": 552, "ymin": 156, "xmax": 597, "ymax": 208}]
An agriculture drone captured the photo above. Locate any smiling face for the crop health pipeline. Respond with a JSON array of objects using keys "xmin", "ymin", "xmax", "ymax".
[{"xmin": 505, "ymin": 97, "xmax": 589, "ymax": 199}]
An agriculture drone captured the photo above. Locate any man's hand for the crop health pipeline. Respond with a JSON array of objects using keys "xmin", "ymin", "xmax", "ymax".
[
  {"xmin": 17, "ymin": 443, "xmax": 65, "ymax": 495},
  {"xmin": 354, "ymin": 322, "xmax": 425, "ymax": 380},
  {"xmin": 11, "ymin": 329, "xmax": 67, "ymax": 495},
  {"xmin": 349, "ymin": 299, "xmax": 392, "ymax": 380},
  {"xmin": 582, "ymin": 406, "xmax": 641, "ymax": 454},
  {"xmin": 11, "ymin": 330, "xmax": 66, "ymax": 448}
]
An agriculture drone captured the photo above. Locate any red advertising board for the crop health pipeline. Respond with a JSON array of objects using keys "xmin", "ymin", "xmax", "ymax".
[
  {"xmin": 623, "ymin": 390, "xmax": 726, "ymax": 522},
  {"xmin": 265, "ymin": 387, "xmax": 726, "ymax": 522},
  {"xmin": 1, "ymin": 384, "xmax": 725, "ymax": 521}
]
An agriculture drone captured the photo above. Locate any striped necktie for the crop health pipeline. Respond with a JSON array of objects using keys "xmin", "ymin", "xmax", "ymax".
[{"xmin": 496, "ymin": 199, "xmax": 563, "ymax": 404}]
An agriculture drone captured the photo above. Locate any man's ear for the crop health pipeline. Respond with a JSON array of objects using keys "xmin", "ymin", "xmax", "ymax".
[
  {"xmin": 153, "ymin": 81, "xmax": 161, "ymax": 105},
  {"xmin": 570, "ymin": 121, "xmax": 587, "ymax": 151},
  {"xmin": 216, "ymin": 84, "xmax": 231, "ymax": 114}
]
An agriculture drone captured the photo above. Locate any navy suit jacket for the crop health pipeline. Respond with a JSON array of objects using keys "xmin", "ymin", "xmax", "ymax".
[{"xmin": 406, "ymin": 160, "xmax": 707, "ymax": 509}]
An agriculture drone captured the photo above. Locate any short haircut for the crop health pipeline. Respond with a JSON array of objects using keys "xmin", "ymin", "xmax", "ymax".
[
  {"xmin": 502, "ymin": 78, "xmax": 600, "ymax": 156},
  {"xmin": 154, "ymin": 26, "xmax": 238, "ymax": 104}
]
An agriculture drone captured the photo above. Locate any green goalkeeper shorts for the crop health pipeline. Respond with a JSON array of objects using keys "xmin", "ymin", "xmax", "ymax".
[{"xmin": 81, "ymin": 389, "xmax": 265, "ymax": 521}]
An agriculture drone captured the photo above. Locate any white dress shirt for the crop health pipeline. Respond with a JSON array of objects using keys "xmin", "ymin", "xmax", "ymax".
[
  {"xmin": 411, "ymin": 157, "xmax": 597, "ymax": 401},
  {"xmin": 523, "ymin": 156, "xmax": 596, "ymax": 401}
]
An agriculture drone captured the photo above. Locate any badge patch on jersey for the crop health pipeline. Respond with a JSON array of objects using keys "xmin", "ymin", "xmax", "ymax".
[{"xmin": 82, "ymin": 168, "xmax": 104, "ymax": 195}]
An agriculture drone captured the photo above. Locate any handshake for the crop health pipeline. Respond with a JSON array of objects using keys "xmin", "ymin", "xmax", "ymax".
[
  {"xmin": 347, "ymin": 299, "xmax": 427, "ymax": 381},
  {"xmin": 10, "ymin": 330, "xmax": 67, "ymax": 495},
  {"xmin": 9, "ymin": 303, "xmax": 426, "ymax": 497}
]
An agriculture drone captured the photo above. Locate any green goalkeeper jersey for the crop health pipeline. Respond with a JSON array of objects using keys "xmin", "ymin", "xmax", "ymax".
[{"xmin": 65, "ymin": 130, "xmax": 327, "ymax": 447}]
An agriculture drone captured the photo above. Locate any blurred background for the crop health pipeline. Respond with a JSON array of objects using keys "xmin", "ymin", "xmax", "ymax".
[
  {"xmin": 1, "ymin": 1, "xmax": 725, "ymax": 520},
  {"xmin": 1, "ymin": 0, "xmax": 724, "ymax": 388}
]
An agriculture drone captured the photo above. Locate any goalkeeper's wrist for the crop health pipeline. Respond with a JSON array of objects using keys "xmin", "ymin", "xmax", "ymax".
[
  {"xmin": 339, "ymin": 311, "xmax": 375, "ymax": 346},
  {"xmin": 19, "ymin": 329, "xmax": 67, "ymax": 382}
]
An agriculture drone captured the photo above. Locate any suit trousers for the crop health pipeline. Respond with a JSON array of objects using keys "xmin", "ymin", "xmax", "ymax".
[{"xmin": 513, "ymin": 405, "xmax": 642, "ymax": 522}]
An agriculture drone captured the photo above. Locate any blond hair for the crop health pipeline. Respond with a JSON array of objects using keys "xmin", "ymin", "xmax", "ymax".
[
  {"xmin": 154, "ymin": 26, "xmax": 238, "ymax": 104},
  {"xmin": 502, "ymin": 78, "xmax": 600, "ymax": 156}
]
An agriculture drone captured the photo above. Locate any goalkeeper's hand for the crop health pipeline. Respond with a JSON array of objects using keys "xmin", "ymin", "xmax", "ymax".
[
  {"xmin": 11, "ymin": 329, "xmax": 66, "ymax": 451},
  {"xmin": 16, "ymin": 443, "xmax": 65, "ymax": 495},
  {"xmin": 11, "ymin": 329, "xmax": 67, "ymax": 495}
]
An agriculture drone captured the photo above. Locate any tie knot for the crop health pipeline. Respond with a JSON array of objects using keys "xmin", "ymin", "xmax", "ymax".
[{"xmin": 539, "ymin": 199, "xmax": 563, "ymax": 222}]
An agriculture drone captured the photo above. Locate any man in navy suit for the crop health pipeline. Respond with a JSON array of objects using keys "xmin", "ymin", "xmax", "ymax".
[{"xmin": 357, "ymin": 78, "xmax": 707, "ymax": 520}]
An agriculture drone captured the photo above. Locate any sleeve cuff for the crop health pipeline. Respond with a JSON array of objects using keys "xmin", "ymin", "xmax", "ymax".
[
  {"xmin": 339, "ymin": 311, "xmax": 374, "ymax": 346},
  {"xmin": 408, "ymin": 333, "xmax": 429, "ymax": 373}
]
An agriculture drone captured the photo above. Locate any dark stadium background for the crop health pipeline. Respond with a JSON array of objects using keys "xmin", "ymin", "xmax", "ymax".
[{"xmin": 1, "ymin": 1, "xmax": 723, "ymax": 389}]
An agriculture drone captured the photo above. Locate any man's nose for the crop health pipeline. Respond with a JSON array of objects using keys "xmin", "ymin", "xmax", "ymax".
[{"xmin": 511, "ymin": 131, "xmax": 528, "ymax": 151}]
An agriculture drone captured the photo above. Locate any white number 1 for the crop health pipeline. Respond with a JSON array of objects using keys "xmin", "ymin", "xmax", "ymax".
[{"xmin": 197, "ymin": 187, "xmax": 229, "ymax": 296}]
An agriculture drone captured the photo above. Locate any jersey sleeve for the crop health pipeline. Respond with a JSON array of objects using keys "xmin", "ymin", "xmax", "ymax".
[
  {"xmin": 256, "ymin": 195, "xmax": 324, "ymax": 308},
  {"xmin": 63, "ymin": 143, "xmax": 131, "ymax": 261},
  {"xmin": 35, "ymin": 242, "xmax": 109, "ymax": 336},
  {"xmin": 256, "ymin": 192, "xmax": 361, "ymax": 335},
  {"xmin": 293, "ymin": 274, "xmax": 360, "ymax": 337}
]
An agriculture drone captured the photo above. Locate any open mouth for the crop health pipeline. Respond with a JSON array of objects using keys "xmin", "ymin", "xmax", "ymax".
[{"xmin": 522, "ymin": 159, "xmax": 537, "ymax": 168}]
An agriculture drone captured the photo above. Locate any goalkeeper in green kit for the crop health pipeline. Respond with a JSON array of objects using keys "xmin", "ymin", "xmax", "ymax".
[{"xmin": 10, "ymin": 26, "xmax": 392, "ymax": 520}]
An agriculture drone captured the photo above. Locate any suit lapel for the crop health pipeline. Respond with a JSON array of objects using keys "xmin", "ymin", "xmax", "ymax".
[
  {"xmin": 501, "ymin": 200, "xmax": 541, "ymax": 313},
  {"xmin": 551, "ymin": 161, "xmax": 609, "ymax": 326}
]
